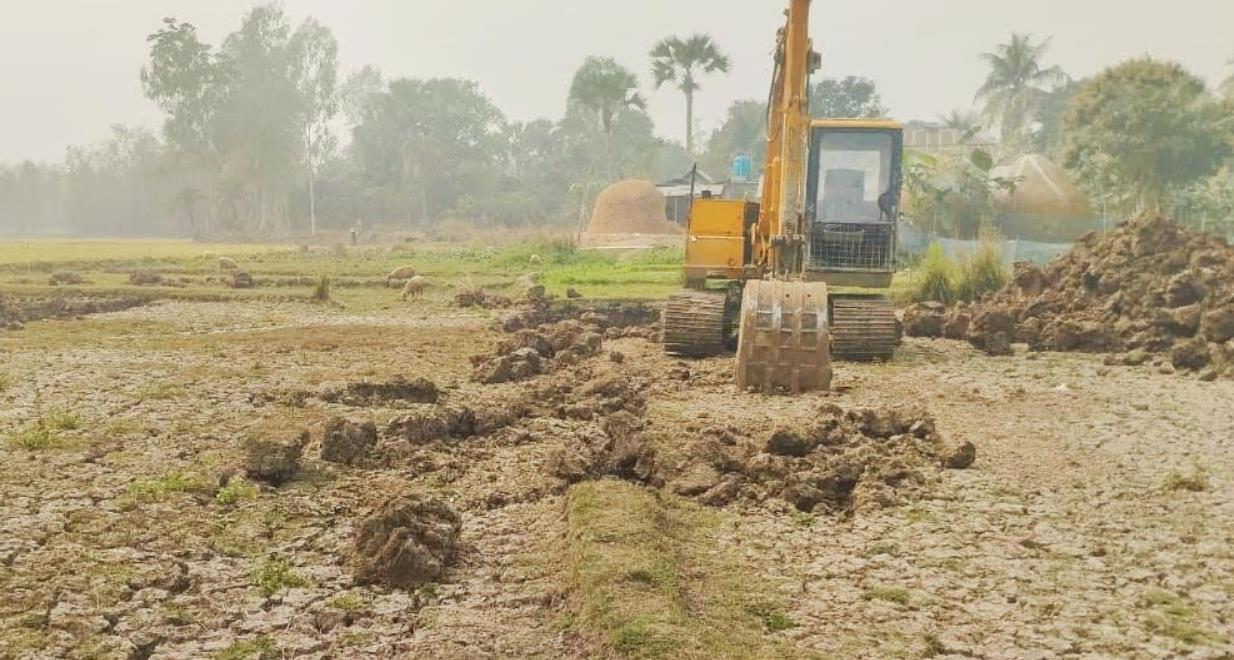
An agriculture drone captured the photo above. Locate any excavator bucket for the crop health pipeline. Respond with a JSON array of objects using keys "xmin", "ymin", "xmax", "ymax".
[{"xmin": 735, "ymin": 280, "xmax": 832, "ymax": 393}]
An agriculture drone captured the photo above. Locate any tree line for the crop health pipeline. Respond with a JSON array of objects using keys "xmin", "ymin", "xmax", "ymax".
[{"xmin": 1, "ymin": 7, "xmax": 1232, "ymax": 239}]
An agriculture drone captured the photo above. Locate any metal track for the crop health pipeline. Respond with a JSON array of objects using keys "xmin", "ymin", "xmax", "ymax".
[
  {"xmin": 829, "ymin": 295, "xmax": 900, "ymax": 362},
  {"xmin": 662, "ymin": 290, "xmax": 729, "ymax": 358},
  {"xmin": 735, "ymin": 280, "xmax": 832, "ymax": 393}
]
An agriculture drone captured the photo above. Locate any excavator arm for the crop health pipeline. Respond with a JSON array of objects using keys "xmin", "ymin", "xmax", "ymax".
[{"xmin": 753, "ymin": 0, "xmax": 819, "ymax": 277}]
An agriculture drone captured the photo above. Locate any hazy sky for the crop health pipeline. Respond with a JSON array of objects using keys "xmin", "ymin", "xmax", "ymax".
[{"xmin": 2, "ymin": 0, "xmax": 1231, "ymax": 162}]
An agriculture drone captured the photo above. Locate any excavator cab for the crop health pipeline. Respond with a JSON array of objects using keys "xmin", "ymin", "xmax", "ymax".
[{"xmin": 805, "ymin": 119, "xmax": 903, "ymax": 289}]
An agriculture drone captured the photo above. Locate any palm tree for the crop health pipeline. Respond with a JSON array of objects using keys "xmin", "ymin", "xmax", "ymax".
[
  {"xmin": 975, "ymin": 33, "xmax": 1068, "ymax": 146},
  {"xmin": 938, "ymin": 109, "xmax": 983, "ymax": 143},
  {"xmin": 568, "ymin": 56, "xmax": 646, "ymax": 135},
  {"xmin": 650, "ymin": 34, "xmax": 731, "ymax": 154}
]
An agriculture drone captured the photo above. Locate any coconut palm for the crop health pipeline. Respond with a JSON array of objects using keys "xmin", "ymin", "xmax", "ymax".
[
  {"xmin": 568, "ymin": 56, "xmax": 646, "ymax": 135},
  {"xmin": 1222, "ymin": 57, "xmax": 1234, "ymax": 99},
  {"xmin": 975, "ymin": 33, "xmax": 1068, "ymax": 146},
  {"xmin": 938, "ymin": 109, "xmax": 983, "ymax": 143},
  {"xmin": 650, "ymin": 34, "xmax": 731, "ymax": 153}
]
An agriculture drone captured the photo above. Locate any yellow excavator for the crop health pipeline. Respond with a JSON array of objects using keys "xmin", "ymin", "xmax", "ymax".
[{"xmin": 662, "ymin": 0, "xmax": 903, "ymax": 393}]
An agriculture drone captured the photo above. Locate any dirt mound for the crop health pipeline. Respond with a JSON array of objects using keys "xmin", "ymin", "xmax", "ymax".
[
  {"xmin": 906, "ymin": 215, "xmax": 1234, "ymax": 377},
  {"xmin": 320, "ymin": 417, "xmax": 378, "ymax": 465},
  {"xmin": 455, "ymin": 289, "xmax": 513, "ymax": 309},
  {"xmin": 587, "ymin": 180, "xmax": 681, "ymax": 236},
  {"xmin": 668, "ymin": 405, "xmax": 970, "ymax": 513},
  {"xmin": 321, "ymin": 377, "xmax": 439, "ymax": 406},
  {"xmin": 243, "ymin": 430, "xmax": 308, "ymax": 485},
  {"xmin": 351, "ymin": 494, "xmax": 462, "ymax": 588},
  {"xmin": 472, "ymin": 318, "xmax": 605, "ymax": 384}
]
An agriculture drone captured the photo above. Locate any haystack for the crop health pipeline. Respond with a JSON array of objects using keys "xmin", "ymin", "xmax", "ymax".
[
  {"xmin": 991, "ymin": 154, "xmax": 1095, "ymax": 241},
  {"xmin": 992, "ymin": 154, "xmax": 1091, "ymax": 217},
  {"xmin": 587, "ymin": 180, "xmax": 681, "ymax": 236}
]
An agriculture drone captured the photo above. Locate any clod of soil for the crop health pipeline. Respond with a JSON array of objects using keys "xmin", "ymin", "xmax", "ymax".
[
  {"xmin": 351, "ymin": 494, "xmax": 462, "ymax": 589},
  {"xmin": 243, "ymin": 430, "xmax": 308, "ymax": 485},
  {"xmin": 456, "ymin": 289, "xmax": 512, "ymax": 309},
  {"xmin": 391, "ymin": 405, "xmax": 476, "ymax": 444},
  {"xmin": 906, "ymin": 215, "xmax": 1234, "ymax": 377},
  {"xmin": 230, "ymin": 271, "xmax": 255, "ymax": 289},
  {"xmin": 321, "ymin": 376, "xmax": 439, "ymax": 406},
  {"xmin": 320, "ymin": 417, "xmax": 378, "ymax": 465}
]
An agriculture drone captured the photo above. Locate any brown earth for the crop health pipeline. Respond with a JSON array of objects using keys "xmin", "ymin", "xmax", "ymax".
[
  {"xmin": 1, "ymin": 296, "xmax": 1232, "ymax": 658},
  {"xmin": 906, "ymin": 215, "xmax": 1234, "ymax": 379}
]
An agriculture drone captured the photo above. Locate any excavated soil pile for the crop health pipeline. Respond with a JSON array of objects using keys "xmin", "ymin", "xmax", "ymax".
[
  {"xmin": 0, "ymin": 295, "xmax": 145, "ymax": 329},
  {"xmin": 660, "ymin": 405, "xmax": 973, "ymax": 514},
  {"xmin": 474, "ymin": 302, "xmax": 659, "ymax": 384},
  {"xmin": 350, "ymin": 494, "xmax": 462, "ymax": 589},
  {"xmin": 905, "ymin": 215, "xmax": 1234, "ymax": 376},
  {"xmin": 586, "ymin": 180, "xmax": 682, "ymax": 236}
]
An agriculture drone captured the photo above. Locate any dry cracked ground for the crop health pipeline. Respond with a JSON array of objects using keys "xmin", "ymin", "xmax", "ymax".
[{"xmin": 1, "ymin": 294, "xmax": 1232, "ymax": 659}]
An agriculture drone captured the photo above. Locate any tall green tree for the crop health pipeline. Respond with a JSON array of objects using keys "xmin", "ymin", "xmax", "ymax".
[
  {"xmin": 568, "ymin": 57, "xmax": 646, "ymax": 135},
  {"xmin": 809, "ymin": 76, "xmax": 886, "ymax": 119},
  {"xmin": 217, "ymin": 4, "xmax": 304, "ymax": 234},
  {"xmin": 340, "ymin": 65, "xmax": 384, "ymax": 127},
  {"xmin": 650, "ymin": 34, "xmax": 731, "ymax": 154},
  {"xmin": 351, "ymin": 78, "xmax": 505, "ymax": 225},
  {"xmin": 141, "ymin": 18, "xmax": 230, "ymax": 234},
  {"xmin": 975, "ymin": 33, "xmax": 1068, "ymax": 147},
  {"xmin": 290, "ymin": 17, "xmax": 340, "ymax": 236},
  {"xmin": 1063, "ymin": 58, "xmax": 1230, "ymax": 213},
  {"xmin": 703, "ymin": 99, "xmax": 767, "ymax": 177}
]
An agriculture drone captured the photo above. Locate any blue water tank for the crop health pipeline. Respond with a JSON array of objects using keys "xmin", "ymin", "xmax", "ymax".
[{"xmin": 731, "ymin": 154, "xmax": 753, "ymax": 182}]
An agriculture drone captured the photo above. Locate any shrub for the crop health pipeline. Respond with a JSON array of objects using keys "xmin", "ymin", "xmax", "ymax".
[
  {"xmin": 312, "ymin": 275, "xmax": 332, "ymax": 302},
  {"xmin": 955, "ymin": 240, "xmax": 1008, "ymax": 302},
  {"xmin": 910, "ymin": 243, "xmax": 957, "ymax": 304}
]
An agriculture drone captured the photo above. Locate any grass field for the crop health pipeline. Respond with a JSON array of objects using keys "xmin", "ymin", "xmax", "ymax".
[{"xmin": 0, "ymin": 237, "xmax": 691, "ymax": 308}]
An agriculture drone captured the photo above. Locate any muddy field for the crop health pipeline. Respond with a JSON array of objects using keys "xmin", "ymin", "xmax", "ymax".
[{"xmin": 1, "ymin": 281, "xmax": 1233, "ymax": 659}]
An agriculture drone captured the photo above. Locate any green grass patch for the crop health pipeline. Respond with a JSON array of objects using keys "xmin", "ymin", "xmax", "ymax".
[
  {"xmin": 45, "ymin": 409, "xmax": 82, "ymax": 431},
  {"xmin": 216, "ymin": 478, "xmax": 260, "ymax": 506},
  {"xmin": 327, "ymin": 594, "xmax": 367, "ymax": 612},
  {"xmin": 126, "ymin": 470, "xmax": 215, "ymax": 502},
  {"xmin": 4, "ymin": 424, "xmax": 59, "ymax": 450},
  {"xmin": 136, "ymin": 382, "xmax": 187, "ymax": 401},
  {"xmin": 566, "ymin": 480, "xmax": 812, "ymax": 658},
  {"xmin": 252, "ymin": 556, "xmax": 310, "ymax": 597},
  {"xmin": 216, "ymin": 635, "xmax": 278, "ymax": 660},
  {"xmin": 1163, "ymin": 467, "xmax": 1210, "ymax": 493},
  {"xmin": 864, "ymin": 585, "xmax": 911, "ymax": 606},
  {"xmin": 1141, "ymin": 589, "xmax": 1226, "ymax": 645}
]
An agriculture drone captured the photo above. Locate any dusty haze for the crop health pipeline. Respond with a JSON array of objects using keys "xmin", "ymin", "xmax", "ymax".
[{"xmin": 1, "ymin": 0, "xmax": 1230, "ymax": 161}]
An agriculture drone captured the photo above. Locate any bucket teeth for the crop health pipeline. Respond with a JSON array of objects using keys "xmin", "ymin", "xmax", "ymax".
[{"xmin": 735, "ymin": 280, "xmax": 832, "ymax": 393}]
